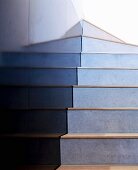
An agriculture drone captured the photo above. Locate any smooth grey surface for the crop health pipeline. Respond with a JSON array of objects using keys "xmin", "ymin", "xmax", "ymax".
[
  {"xmin": 0, "ymin": 110, "xmax": 67, "ymax": 134},
  {"xmin": 68, "ymin": 110, "xmax": 138, "ymax": 133},
  {"xmin": 81, "ymin": 53, "xmax": 138, "ymax": 68},
  {"xmin": 0, "ymin": 87, "xmax": 28, "ymax": 109},
  {"xmin": 29, "ymin": 87, "xmax": 73, "ymax": 109},
  {"xmin": 78, "ymin": 68, "xmax": 138, "ymax": 86},
  {"xmin": 61, "ymin": 138, "xmax": 138, "ymax": 164},
  {"xmin": 26, "ymin": 37, "xmax": 81, "ymax": 53},
  {"xmin": 73, "ymin": 87, "xmax": 138, "ymax": 108},
  {"xmin": 0, "ymin": 53, "xmax": 81, "ymax": 67},
  {"xmin": 0, "ymin": 68, "xmax": 77, "ymax": 86},
  {"xmin": 82, "ymin": 37, "xmax": 138, "ymax": 53}
]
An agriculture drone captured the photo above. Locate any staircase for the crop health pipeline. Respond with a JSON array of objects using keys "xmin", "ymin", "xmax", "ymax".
[{"xmin": 1, "ymin": 20, "xmax": 138, "ymax": 169}]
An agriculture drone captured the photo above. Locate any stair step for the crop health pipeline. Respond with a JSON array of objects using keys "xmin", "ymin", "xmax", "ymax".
[
  {"xmin": 82, "ymin": 37, "xmax": 138, "ymax": 53},
  {"xmin": 67, "ymin": 109, "xmax": 138, "ymax": 133},
  {"xmin": 0, "ymin": 52, "xmax": 81, "ymax": 67},
  {"xmin": 78, "ymin": 68, "xmax": 138, "ymax": 86},
  {"xmin": 73, "ymin": 86, "xmax": 138, "ymax": 108},
  {"xmin": 60, "ymin": 133, "xmax": 138, "ymax": 164},
  {"xmin": 58, "ymin": 165, "xmax": 138, "ymax": 170},
  {"xmin": 81, "ymin": 53, "xmax": 138, "ymax": 68},
  {"xmin": 2, "ymin": 67, "xmax": 138, "ymax": 86},
  {"xmin": 0, "ymin": 109, "xmax": 67, "ymax": 134},
  {"xmin": 0, "ymin": 86, "xmax": 72, "ymax": 109}
]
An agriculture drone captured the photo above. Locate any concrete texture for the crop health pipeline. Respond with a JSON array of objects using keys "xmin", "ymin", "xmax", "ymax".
[
  {"xmin": 78, "ymin": 68, "xmax": 138, "ymax": 86},
  {"xmin": 61, "ymin": 138, "xmax": 138, "ymax": 164},
  {"xmin": 73, "ymin": 87, "xmax": 138, "ymax": 108},
  {"xmin": 81, "ymin": 53, "xmax": 138, "ymax": 68},
  {"xmin": 68, "ymin": 110, "xmax": 138, "ymax": 133},
  {"xmin": 82, "ymin": 37, "xmax": 138, "ymax": 53}
]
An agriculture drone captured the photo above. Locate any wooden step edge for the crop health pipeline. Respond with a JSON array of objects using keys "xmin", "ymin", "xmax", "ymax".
[
  {"xmin": 0, "ymin": 133, "xmax": 64, "ymax": 139},
  {"xmin": 78, "ymin": 67, "xmax": 138, "ymax": 70},
  {"xmin": 61, "ymin": 133, "xmax": 138, "ymax": 139},
  {"xmin": 68, "ymin": 107, "xmax": 138, "ymax": 111},
  {"xmin": 57, "ymin": 165, "xmax": 138, "ymax": 170}
]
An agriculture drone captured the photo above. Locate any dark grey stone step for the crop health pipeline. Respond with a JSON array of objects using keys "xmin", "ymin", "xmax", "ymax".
[
  {"xmin": 0, "ymin": 53, "xmax": 81, "ymax": 67},
  {"xmin": 0, "ymin": 135, "xmax": 60, "ymax": 165},
  {"xmin": 0, "ymin": 109, "xmax": 67, "ymax": 134},
  {"xmin": 0, "ymin": 86, "xmax": 72, "ymax": 109}
]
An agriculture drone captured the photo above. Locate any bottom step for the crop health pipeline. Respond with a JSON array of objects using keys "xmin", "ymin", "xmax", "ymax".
[{"xmin": 57, "ymin": 165, "xmax": 138, "ymax": 170}]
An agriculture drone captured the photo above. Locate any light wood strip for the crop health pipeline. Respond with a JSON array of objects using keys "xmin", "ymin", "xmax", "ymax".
[
  {"xmin": 68, "ymin": 107, "xmax": 138, "ymax": 111},
  {"xmin": 57, "ymin": 165, "xmax": 138, "ymax": 170},
  {"xmin": 61, "ymin": 133, "xmax": 138, "ymax": 139}
]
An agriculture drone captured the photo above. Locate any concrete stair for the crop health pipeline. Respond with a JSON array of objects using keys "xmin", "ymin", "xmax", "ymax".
[{"xmin": 1, "ymin": 20, "xmax": 138, "ymax": 169}]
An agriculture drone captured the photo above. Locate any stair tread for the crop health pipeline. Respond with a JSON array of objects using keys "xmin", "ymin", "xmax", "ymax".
[
  {"xmin": 68, "ymin": 107, "xmax": 138, "ymax": 110},
  {"xmin": 58, "ymin": 165, "xmax": 138, "ymax": 170},
  {"xmin": 61, "ymin": 133, "xmax": 138, "ymax": 139}
]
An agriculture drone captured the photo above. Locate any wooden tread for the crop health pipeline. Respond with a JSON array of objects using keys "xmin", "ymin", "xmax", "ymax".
[
  {"xmin": 57, "ymin": 165, "xmax": 138, "ymax": 170},
  {"xmin": 68, "ymin": 107, "xmax": 138, "ymax": 110},
  {"xmin": 61, "ymin": 133, "xmax": 138, "ymax": 139}
]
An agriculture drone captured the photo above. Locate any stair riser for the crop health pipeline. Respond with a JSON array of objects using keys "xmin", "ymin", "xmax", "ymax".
[
  {"xmin": 61, "ymin": 139, "xmax": 138, "ymax": 164},
  {"xmin": 26, "ymin": 37, "xmax": 81, "ymax": 53},
  {"xmin": 0, "ymin": 110, "xmax": 67, "ymax": 134},
  {"xmin": 0, "ymin": 87, "xmax": 72, "ymax": 109},
  {"xmin": 68, "ymin": 110, "xmax": 138, "ymax": 133},
  {"xmin": 1, "ymin": 138, "xmax": 60, "ymax": 165},
  {"xmin": 82, "ymin": 54, "xmax": 138, "ymax": 68},
  {"xmin": 78, "ymin": 69, "xmax": 138, "ymax": 86},
  {"xmin": 0, "ymin": 53, "xmax": 81, "ymax": 67},
  {"xmin": 82, "ymin": 37, "xmax": 138, "ymax": 53},
  {"xmin": 0, "ymin": 68, "xmax": 77, "ymax": 86},
  {"xmin": 3, "ymin": 68, "xmax": 138, "ymax": 86},
  {"xmin": 73, "ymin": 88, "xmax": 138, "ymax": 108}
]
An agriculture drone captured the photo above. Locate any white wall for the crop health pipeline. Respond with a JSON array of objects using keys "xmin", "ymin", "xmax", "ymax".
[
  {"xmin": 0, "ymin": 0, "xmax": 29, "ymax": 51},
  {"xmin": 29, "ymin": 0, "xmax": 81, "ymax": 44},
  {"xmin": 0, "ymin": 0, "xmax": 81, "ymax": 51}
]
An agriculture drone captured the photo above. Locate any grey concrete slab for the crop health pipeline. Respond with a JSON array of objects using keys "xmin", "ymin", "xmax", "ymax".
[
  {"xmin": 81, "ymin": 53, "xmax": 138, "ymax": 68},
  {"xmin": 29, "ymin": 87, "xmax": 73, "ymax": 109},
  {"xmin": 0, "ymin": 110, "xmax": 67, "ymax": 134},
  {"xmin": 73, "ymin": 87, "xmax": 138, "ymax": 108},
  {"xmin": 68, "ymin": 110, "xmax": 138, "ymax": 133},
  {"xmin": 61, "ymin": 138, "xmax": 138, "ymax": 164},
  {"xmin": 0, "ymin": 53, "xmax": 81, "ymax": 67},
  {"xmin": 78, "ymin": 68, "xmax": 138, "ymax": 86},
  {"xmin": 82, "ymin": 37, "xmax": 138, "ymax": 53}
]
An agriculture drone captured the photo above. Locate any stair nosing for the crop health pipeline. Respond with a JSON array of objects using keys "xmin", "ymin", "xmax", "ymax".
[{"xmin": 61, "ymin": 133, "xmax": 138, "ymax": 139}]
